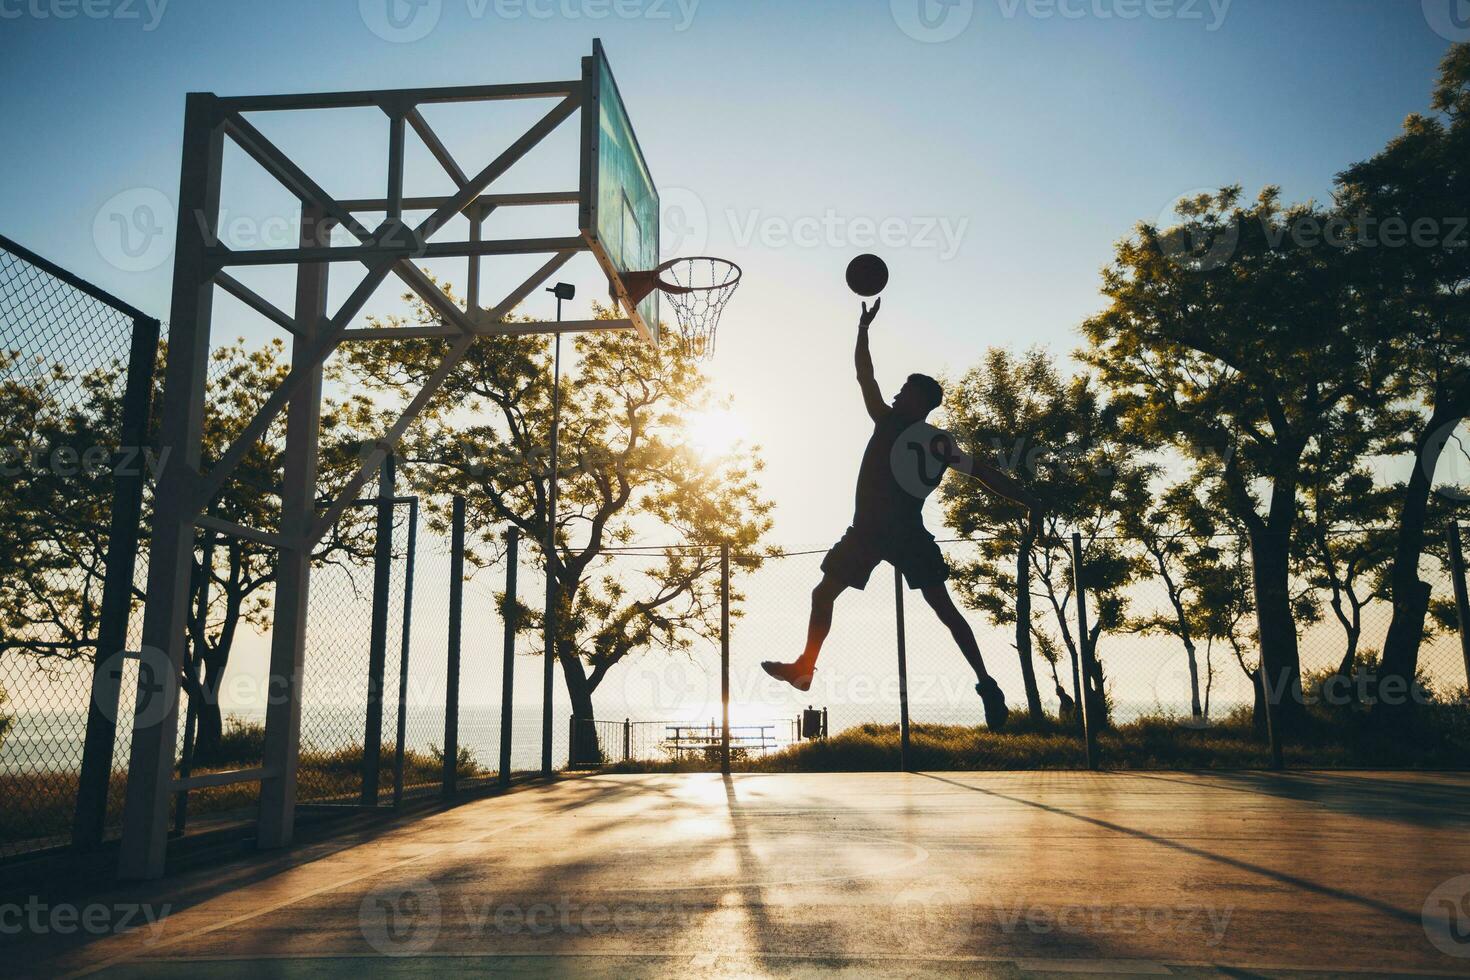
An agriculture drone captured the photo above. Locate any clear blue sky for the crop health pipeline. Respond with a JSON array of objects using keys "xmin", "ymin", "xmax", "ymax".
[{"xmin": 0, "ymin": 0, "xmax": 1458, "ymax": 543}]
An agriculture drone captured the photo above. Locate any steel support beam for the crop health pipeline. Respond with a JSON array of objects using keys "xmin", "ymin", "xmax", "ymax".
[
  {"xmin": 119, "ymin": 94, "xmax": 224, "ymax": 879},
  {"xmin": 218, "ymin": 79, "xmax": 579, "ymax": 113},
  {"xmin": 257, "ymin": 205, "xmax": 331, "ymax": 850},
  {"xmin": 216, "ymin": 272, "xmax": 299, "ymax": 335},
  {"xmin": 308, "ymin": 250, "xmax": 577, "ymax": 545},
  {"xmin": 336, "ymin": 191, "xmax": 579, "ymax": 213},
  {"xmin": 340, "ymin": 317, "xmax": 632, "ymax": 342}
]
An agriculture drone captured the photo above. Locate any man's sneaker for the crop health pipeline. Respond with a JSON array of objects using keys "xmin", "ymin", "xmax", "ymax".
[
  {"xmin": 976, "ymin": 677, "xmax": 1009, "ymax": 730},
  {"xmin": 762, "ymin": 660, "xmax": 814, "ymax": 692}
]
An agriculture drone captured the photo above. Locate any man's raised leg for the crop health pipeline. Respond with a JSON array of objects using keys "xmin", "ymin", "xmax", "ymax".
[
  {"xmin": 922, "ymin": 582, "xmax": 1009, "ymax": 728},
  {"xmin": 763, "ymin": 572, "xmax": 847, "ymax": 691}
]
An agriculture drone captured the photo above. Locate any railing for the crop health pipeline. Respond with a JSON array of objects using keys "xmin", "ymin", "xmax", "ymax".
[{"xmin": 568, "ymin": 717, "xmax": 800, "ymax": 768}]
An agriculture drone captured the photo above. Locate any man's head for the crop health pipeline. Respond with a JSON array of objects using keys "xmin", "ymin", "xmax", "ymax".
[{"xmin": 892, "ymin": 374, "xmax": 944, "ymax": 420}]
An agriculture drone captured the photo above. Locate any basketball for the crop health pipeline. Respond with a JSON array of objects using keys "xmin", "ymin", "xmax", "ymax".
[{"xmin": 845, "ymin": 253, "xmax": 889, "ymax": 297}]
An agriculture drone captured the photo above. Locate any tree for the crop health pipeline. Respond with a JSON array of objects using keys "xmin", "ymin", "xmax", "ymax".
[
  {"xmin": 1082, "ymin": 188, "xmax": 1385, "ymax": 731},
  {"xmin": 0, "ymin": 351, "xmax": 129, "ymax": 659},
  {"xmin": 1333, "ymin": 44, "xmax": 1470, "ymax": 719},
  {"xmin": 0, "ymin": 338, "xmax": 378, "ymax": 761},
  {"xmin": 1294, "ymin": 411, "xmax": 1396, "ymax": 682},
  {"xmin": 342, "ymin": 292, "xmax": 772, "ymax": 762},
  {"xmin": 1184, "ymin": 529, "xmax": 1260, "ymax": 727},
  {"xmin": 1118, "ymin": 478, "xmax": 1219, "ymax": 721},
  {"xmin": 180, "ymin": 340, "xmax": 379, "ymax": 759},
  {"xmin": 941, "ymin": 348, "xmax": 1140, "ymax": 723}
]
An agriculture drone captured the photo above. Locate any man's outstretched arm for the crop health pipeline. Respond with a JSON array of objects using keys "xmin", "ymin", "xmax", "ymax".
[
  {"xmin": 856, "ymin": 299, "xmax": 888, "ymax": 422},
  {"xmin": 932, "ymin": 429, "xmax": 1042, "ymax": 511}
]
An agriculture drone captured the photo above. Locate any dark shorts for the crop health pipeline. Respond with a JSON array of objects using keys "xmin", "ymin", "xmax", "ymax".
[{"xmin": 821, "ymin": 523, "xmax": 950, "ymax": 591}]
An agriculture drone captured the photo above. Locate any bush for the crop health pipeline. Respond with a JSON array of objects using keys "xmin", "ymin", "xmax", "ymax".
[{"xmin": 600, "ymin": 700, "xmax": 1470, "ymax": 774}]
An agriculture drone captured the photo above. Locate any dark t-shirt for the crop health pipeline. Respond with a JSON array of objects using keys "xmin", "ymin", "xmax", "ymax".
[{"xmin": 853, "ymin": 412, "xmax": 952, "ymax": 531}]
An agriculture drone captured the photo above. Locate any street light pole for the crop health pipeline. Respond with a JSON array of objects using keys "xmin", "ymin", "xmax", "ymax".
[{"xmin": 542, "ymin": 283, "xmax": 574, "ymax": 776}]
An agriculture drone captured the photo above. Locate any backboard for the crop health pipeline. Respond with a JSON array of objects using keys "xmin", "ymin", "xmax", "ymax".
[{"xmin": 581, "ymin": 39, "xmax": 660, "ymax": 346}]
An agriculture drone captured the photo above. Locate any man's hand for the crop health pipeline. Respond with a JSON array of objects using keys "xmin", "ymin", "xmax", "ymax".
[{"xmin": 860, "ymin": 298, "xmax": 881, "ymax": 329}]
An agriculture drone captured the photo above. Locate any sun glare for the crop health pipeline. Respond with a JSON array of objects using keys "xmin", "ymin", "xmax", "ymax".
[{"xmin": 683, "ymin": 408, "xmax": 748, "ymax": 459}]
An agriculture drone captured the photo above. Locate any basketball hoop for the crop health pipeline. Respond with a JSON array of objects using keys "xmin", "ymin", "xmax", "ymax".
[{"xmin": 625, "ymin": 256, "xmax": 742, "ymax": 360}]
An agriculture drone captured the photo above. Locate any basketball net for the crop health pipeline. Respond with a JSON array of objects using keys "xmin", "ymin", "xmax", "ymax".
[{"xmin": 650, "ymin": 257, "xmax": 742, "ymax": 361}]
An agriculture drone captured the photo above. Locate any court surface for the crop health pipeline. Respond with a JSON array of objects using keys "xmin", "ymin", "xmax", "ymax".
[{"xmin": 25, "ymin": 770, "xmax": 1470, "ymax": 978}]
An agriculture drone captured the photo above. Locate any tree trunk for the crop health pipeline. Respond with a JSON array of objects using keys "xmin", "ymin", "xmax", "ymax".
[
  {"xmin": 1335, "ymin": 625, "xmax": 1360, "ymax": 685},
  {"xmin": 1247, "ymin": 527, "xmax": 1304, "ymax": 732},
  {"xmin": 1375, "ymin": 408, "xmax": 1456, "ymax": 727},
  {"xmin": 1083, "ymin": 626, "xmax": 1108, "ymax": 729},
  {"xmin": 558, "ymin": 642, "xmax": 601, "ymax": 764},
  {"xmin": 1249, "ymin": 667, "xmax": 1268, "ymax": 740},
  {"xmin": 1183, "ymin": 638, "xmax": 1202, "ymax": 720},
  {"xmin": 1015, "ymin": 534, "xmax": 1044, "ymax": 720}
]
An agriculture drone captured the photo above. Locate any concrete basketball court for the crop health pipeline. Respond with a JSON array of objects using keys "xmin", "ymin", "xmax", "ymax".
[{"xmin": 19, "ymin": 771, "xmax": 1470, "ymax": 978}]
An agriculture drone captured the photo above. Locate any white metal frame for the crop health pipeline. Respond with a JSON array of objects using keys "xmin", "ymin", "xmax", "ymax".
[{"xmin": 119, "ymin": 47, "xmax": 649, "ymax": 878}]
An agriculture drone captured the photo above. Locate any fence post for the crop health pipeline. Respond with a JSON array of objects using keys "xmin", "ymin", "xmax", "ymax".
[
  {"xmin": 1071, "ymin": 533, "xmax": 1100, "ymax": 770},
  {"xmin": 1450, "ymin": 521, "xmax": 1470, "ymax": 691},
  {"xmin": 73, "ymin": 314, "xmax": 160, "ymax": 849},
  {"xmin": 624, "ymin": 718, "xmax": 631, "ymax": 762},
  {"xmin": 499, "ymin": 527, "xmax": 519, "ymax": 788},
  {"xmin": 392, "ymin": 497, "xmax": 417, "ymax": 807},
  {"xmin": 894, "ymin": 566, "xmax": 911, "ymax": 772},
  {"xmin": 362, "ymin": 454, "xmax": 395, "ymax": 805},
  {"xmin": 444, "ymin": 494, "xmax": 466, "ymax": 797},
  {"xmin": 721, "ymin": 542, "xmax": 731, "ymax": 775}
]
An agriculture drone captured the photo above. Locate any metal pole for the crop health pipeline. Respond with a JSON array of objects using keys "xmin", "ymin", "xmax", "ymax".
[
  {"xmin": 120, "ymin": 95, "xmax": 224, "ymax": 878},
  {"xmin": 1071, "ymin": 533, "xmax": 1100, "ymax": 771},
  {"xmin": 362, "ymin": 454, "xmax": 395, "ymax": 805},
  {"xmin": 499, "ymin": 527, "xmax": 519, "ymax": 787},
  {"xmin": 721, "ymin": 543, "xmax": 731, "ymax": 775},
  {"xmin": 73, "ymin": 313, "xmax": 159, "ymax": 849},
  {"xmin": 894, "ymin": 566, "xmax": 911, "ymax": 772},
  {"xmin": 1449, "ymin": 522, "xmax": 1470, "ymax": 691},
  {"xmin": 624, "ymin": 718, "xmax": 631, "ymax": 762},
  {"xmin": 445, "ymin": 494, "xmax": 466, "ymax": 797},
  {"xmin": 392, "ymin": 498, "xmax": 417, "ymax": 807},
  {"xmin": 255, "ymin": 205, "xmax": 332, "ymax": 855},
  {"xmin": 542, "ymin": 304, "xmax": 563, "ymax": 777}
]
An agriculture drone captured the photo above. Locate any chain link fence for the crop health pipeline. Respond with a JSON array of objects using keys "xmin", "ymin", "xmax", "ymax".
[
  {"xmin": 567, "ymin": 529, "xmax": 1469, "ymax": 771},
  {"xmin": 0, "ymin": 235, "xmax": 158, "ymax": 860},
  {"xmin": 1, "ymin": 229, "xmax": 1466, "ymax": 863}
]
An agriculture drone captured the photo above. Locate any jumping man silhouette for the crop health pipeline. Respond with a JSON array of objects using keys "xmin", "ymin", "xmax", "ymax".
[{"xmin": 761, "ymin": 299, "xmax": 1041, "ymax": 729}]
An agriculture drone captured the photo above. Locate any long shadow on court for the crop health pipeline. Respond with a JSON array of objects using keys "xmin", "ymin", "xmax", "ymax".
[{"xmin": 915, "ymin": 772, "xmax": 1422, "ymax": 926}]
